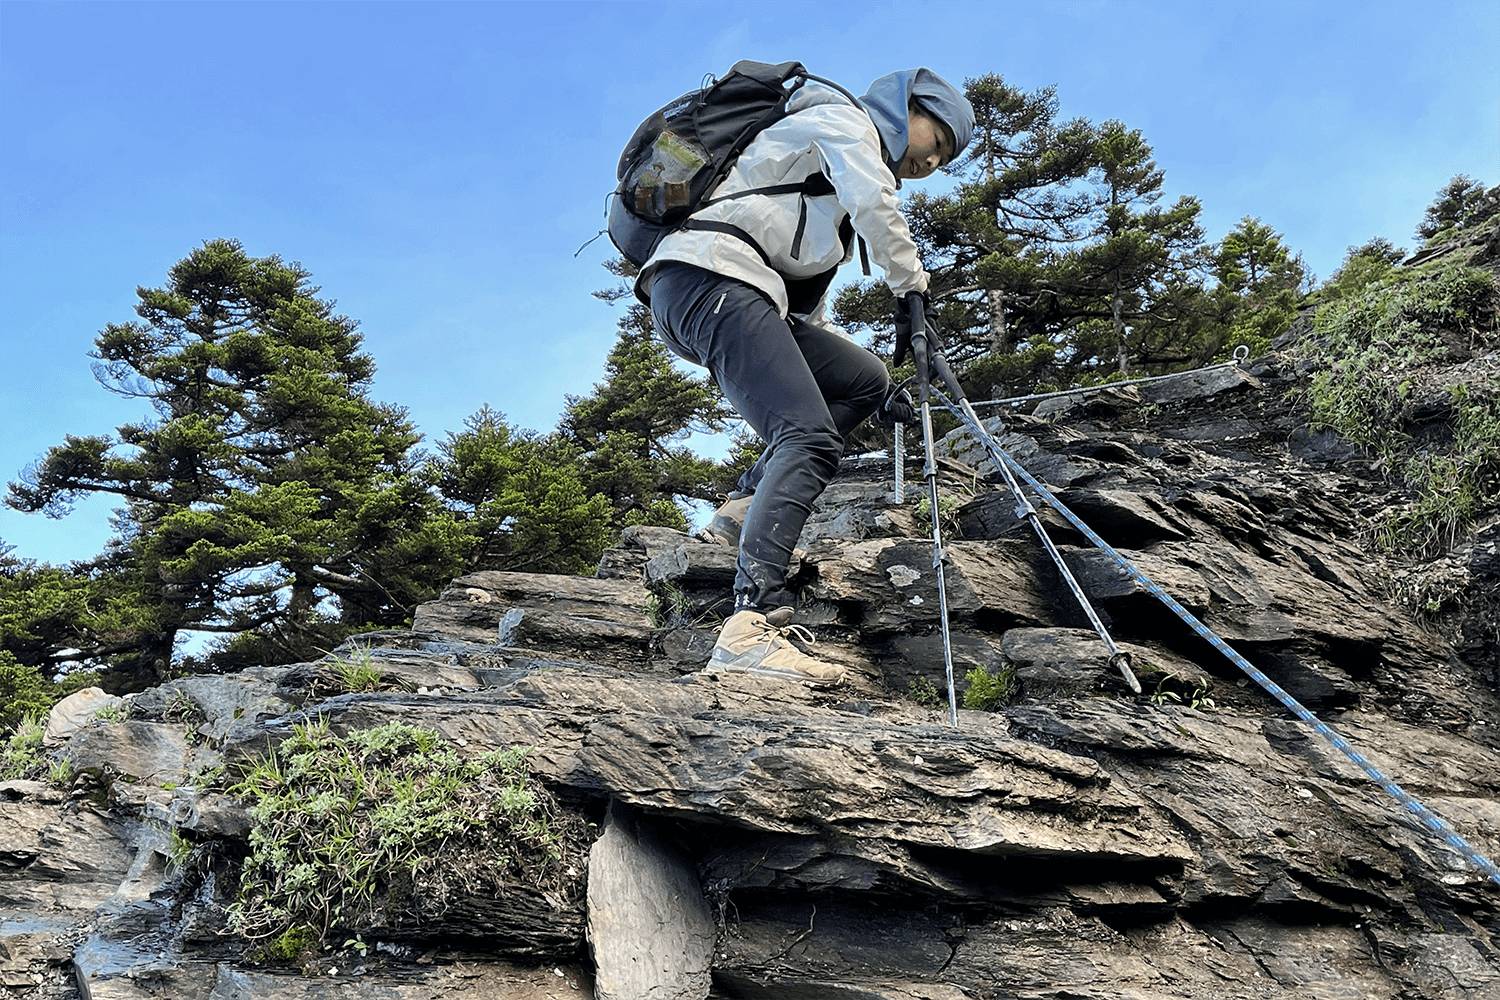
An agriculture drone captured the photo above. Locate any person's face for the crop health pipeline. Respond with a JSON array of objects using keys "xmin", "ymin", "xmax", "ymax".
[{"xmin": 898, "ymin": 108, "xmax": 954, "ymax": 180}]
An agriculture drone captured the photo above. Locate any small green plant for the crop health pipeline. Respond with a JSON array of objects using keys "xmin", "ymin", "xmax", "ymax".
[
  {"xmin": 167, "ymin": 828, "xmax": 196, "ymax": 872},
  {"xmin": 93, "ymin": 703, "xmax": 125, "ymax": 724},
  {"xmin": 643, "ymin": 584, "xmax": 692, "ymax": 631},
  {"xmin": 188, "ymin": 761, "xmax": 225, "ymax": 788},
  {"xmin": 962, "ymin": 663, "xmax": 1018, "ymax": 711},
  {"xmin": 915, "ymin": 494, "xmax": 965, "ymax": 533},
  {"xmin": 331, "ymin": 647, "xmax": 384, "ymax": 693},
  {"xmin": 1148, "ymin": 673, "xmax": 1215, "ymax": 710},
  {"xmin": 1317, "ymin": 852, "xmax": 1350, "ymax": 879},
  {"xmin": 226, "ymin": 718, "xmax": 585, "ymax": 950},
  {"xmin": 163, "ymin": 687, "xmax": 201, "ymax": 724},
  {"xmin": 0, "ymin": 713, "xmax": 46, "ymax": 780},
  {"xmin": 48, "ymin": 758, "xmax": 75, "ymax": 787},
  {"xmin": 908, "ymin": 676, "xmax": 943, "ymax": 709}
]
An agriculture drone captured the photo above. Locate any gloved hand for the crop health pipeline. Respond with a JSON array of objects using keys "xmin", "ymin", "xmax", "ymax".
[
  {"xmin": 875, "ymin": 385, "xmax": 917, "ymax": 426},
  {"xmin": 892, "ymin": 291, "xmax": 941, "ymax": 367}
]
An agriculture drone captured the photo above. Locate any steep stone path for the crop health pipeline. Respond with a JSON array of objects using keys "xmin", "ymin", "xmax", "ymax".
[{"xmin": 4, "ymin": 352, "xmax": 1499, "ymax": 998}]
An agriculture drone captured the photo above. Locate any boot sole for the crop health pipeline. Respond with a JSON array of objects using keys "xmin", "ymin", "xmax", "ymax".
[{"xmin": 702, "ymin": 663, "xmax": 845, "ymax": 688}]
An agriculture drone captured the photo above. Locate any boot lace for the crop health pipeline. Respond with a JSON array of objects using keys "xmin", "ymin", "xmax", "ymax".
[{"xmin": 750, "ymin": 616, "xmax": 815, "ymax": 651}]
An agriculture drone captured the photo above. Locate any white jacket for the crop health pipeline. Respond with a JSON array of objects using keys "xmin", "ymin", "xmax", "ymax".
[{"xmin": 638, "ymin": 81, "xmax": 929, "ymax": 327}]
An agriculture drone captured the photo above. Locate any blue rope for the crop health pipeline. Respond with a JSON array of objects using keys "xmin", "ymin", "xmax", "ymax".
[{"xmin": 940, "ymin": 395, "xmax": 1500, "ymax": 889}]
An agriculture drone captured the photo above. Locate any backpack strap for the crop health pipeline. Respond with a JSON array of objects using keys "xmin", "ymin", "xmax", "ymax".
[
  {"xmin": 678, "ymin": 220, "xmax": 775, "ymax": 270},
  {"xmin": 784, "ymin": 214, "xmax": 857, "ymax": 316},
  {"xmin": 679, "ymin": 213, "xmax": 853, "ymax": 317},
  {"xmin": 701, "ymin": 172, "xmax": 835, "ymax": 208}
]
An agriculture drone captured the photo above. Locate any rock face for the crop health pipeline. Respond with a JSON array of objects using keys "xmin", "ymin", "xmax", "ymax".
[{"xmin": 4, "ymin": 346, "xmax": 1499, "ymax": 999}]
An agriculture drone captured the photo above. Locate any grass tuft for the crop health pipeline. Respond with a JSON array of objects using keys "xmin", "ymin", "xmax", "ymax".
[{"xmin": 225, "ymin": 718, "xmax": 585, "ymax": 952}]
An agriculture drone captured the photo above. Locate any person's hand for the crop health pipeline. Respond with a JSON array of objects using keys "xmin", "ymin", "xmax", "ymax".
[
  {"xmin": 875, "ymin": 385, "xmax": 917, "ymax": 425},
  {"xmin": 892, "ymin": 292, "xmax": 941, "ymax": 367}
]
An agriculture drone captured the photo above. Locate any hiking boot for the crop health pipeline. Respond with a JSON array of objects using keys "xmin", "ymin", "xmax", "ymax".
[
  {"xmin": 706, "ymin": 608, "xmax": 845, "ymax": 685},
  {"xmin": 697, "ymin": 493, "xmax": 752, "ymax": 548}
]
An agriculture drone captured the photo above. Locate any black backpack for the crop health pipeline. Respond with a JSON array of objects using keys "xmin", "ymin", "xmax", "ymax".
[{"xmin": 608, "ymin": 60, "xmax": 863, "ymax": 270}]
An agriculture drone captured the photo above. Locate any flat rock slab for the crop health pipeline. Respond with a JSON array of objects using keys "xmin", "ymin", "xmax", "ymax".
[
  {"xmin": 806, "ymin": 538, "xmax": 1054, "ymax": 629},
  {"xmin": 1001, "ymin": 627, "xmax": 1212, "ymax": 699},
  {"xmin": 247, "ymin": 671, "xmax": 1193, "ymax": 867},
  {"xmin": 588, "ymin": 801, "xmax": 713, "ymax": 1000},
  {"xmin": 621, "ymin": 524, "xmax": 698, "ymax": 559},
  {"xmin": 0, "ymin": 792, "xmax": 136, "ymax": 917},
  {"xmin": 413, "ymin": 571, "xmax": 652, "ymax": 643},
  {"xmin": 644, "ymin": 542, "xmax": 739, "ymax": 588},
  {"xmin": 72, "ymin": 930, "xmax": 598, "ymax": 1000},
  {"xmin": 498, "ymin": 607, "xmax": 654, "ymax": 657},
  {"xmin": 126, "ymin": 669, "xmax": 293, "ymax": 742},
  {"xmin": 63, "ymin": 721, "xmax": 191, "ymax": 786},
  {"xmin": 1142, "ymin": 364, "xmax": 1262, "ymax": 404}
]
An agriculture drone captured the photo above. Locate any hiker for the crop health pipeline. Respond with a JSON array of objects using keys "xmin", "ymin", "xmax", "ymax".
[{"xmin": 634, "ymin": 67, "xmax": 975, "ymax": 684}]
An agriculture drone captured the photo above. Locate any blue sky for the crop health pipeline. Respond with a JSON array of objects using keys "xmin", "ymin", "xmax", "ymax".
[{"xmin": 2, "ymin": 0, "xmax": 1496, "ymax": 565}]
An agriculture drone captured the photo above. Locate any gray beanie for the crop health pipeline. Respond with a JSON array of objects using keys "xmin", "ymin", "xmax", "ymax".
[{"xmin": 858, "ymin": 68, "xmax": 975, "ymax": 173}]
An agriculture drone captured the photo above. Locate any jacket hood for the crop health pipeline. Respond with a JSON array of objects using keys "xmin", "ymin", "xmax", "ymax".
[{"xmin": 858, "ymin": 68, "xmax": 975, "ymax": 177}]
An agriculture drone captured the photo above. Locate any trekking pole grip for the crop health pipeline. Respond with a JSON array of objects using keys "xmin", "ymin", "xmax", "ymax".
[{"xmin": 906, "ymin": 291, "xmax": 932, "ymax": 387}]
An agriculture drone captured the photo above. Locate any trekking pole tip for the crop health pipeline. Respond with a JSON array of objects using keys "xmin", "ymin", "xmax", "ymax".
[{"xmin": 1110, "ymin": 651, "xmax": 1142, "ymax": 694}]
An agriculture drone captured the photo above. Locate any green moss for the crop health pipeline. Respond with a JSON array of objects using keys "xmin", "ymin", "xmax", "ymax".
[
  {"xmin": 260, "ymin": 924, "xmax": 320, "ymax": 964},
  {"xmin": 963, "ymin": 663, "xmax": 1018, "ymax": 711}
]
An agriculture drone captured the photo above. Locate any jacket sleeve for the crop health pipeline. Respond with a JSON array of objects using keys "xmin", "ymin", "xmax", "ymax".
[{"xmin": 803, "ymin": 104, "xmax": 929, "ymax": 298}]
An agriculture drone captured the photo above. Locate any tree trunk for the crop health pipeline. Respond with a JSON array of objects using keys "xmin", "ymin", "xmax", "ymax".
[
  {"xmin": 288, "ymin": 571, "xmax": 318, "ymax": 626},
  {"xmin": 984, "ymin": 152, "xmax": 1012, "ymax": 357},
  {"xmin": 1113, "ymin": 287, "xmax": 1128, "ymax": 373},
  {"xmin": 987, "ymin": 287, "xmax": 1011, "ymax": 354}
]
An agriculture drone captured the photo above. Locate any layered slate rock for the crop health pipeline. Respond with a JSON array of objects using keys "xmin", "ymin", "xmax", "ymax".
[
  {"xmin": 411, "ymin": 570, "xmax": 655, "ymax": 670},
  {"xmin": 6, "ymin": 345, "xmax": 1500, "ymax": 999}
]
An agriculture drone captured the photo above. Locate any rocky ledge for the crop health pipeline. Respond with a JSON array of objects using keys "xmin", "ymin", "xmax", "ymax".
[{"xmin": 3, "ymin": 349, "xmax": 1498, "ymax": 999}]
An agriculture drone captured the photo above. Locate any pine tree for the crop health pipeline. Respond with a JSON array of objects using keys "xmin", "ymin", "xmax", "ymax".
[
  {"xmin": 1213, "ymin": 217, "xmax": 1306, "ymax": 353},
  {"xmin": 559, "ymin": 300, "xmax": 735, "ymax": 530},
  {"xmin": 429, "ymin": 406, "xmax": 613, "ymax": 575},
  {"xmin": 1416, "ymin": 175, "xmax": 1499, "ymax": 242},
  {"xmin": 5, "ymin": 240, "xmax": 469, "ymax": 683},
  {"xmin": 1059, "ymin": 121, "xmax": 1207, "ymax": 373}
]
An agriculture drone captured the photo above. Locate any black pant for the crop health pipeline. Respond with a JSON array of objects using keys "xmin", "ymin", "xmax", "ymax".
[{"xmin": 649, "ymin": 263, "xmax": 889, "ymax": 610}]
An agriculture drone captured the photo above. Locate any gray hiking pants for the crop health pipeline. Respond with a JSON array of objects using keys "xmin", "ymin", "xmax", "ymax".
[{"xmin": 649, "ymin": 262, "xmax": 889, "ymax": 611}]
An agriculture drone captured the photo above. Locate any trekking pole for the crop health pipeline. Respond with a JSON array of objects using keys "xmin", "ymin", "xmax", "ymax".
[
  {"xmin": 905, "ymin": 293, "xmax": 960, "ymax": 727},
  {"xmin": 905, "ymin": 307, "xmax": 1142, "ymax": 697},
  {"xmin": 932, "ymin": 386, "xmax": 1142, "ymax": 694}
]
